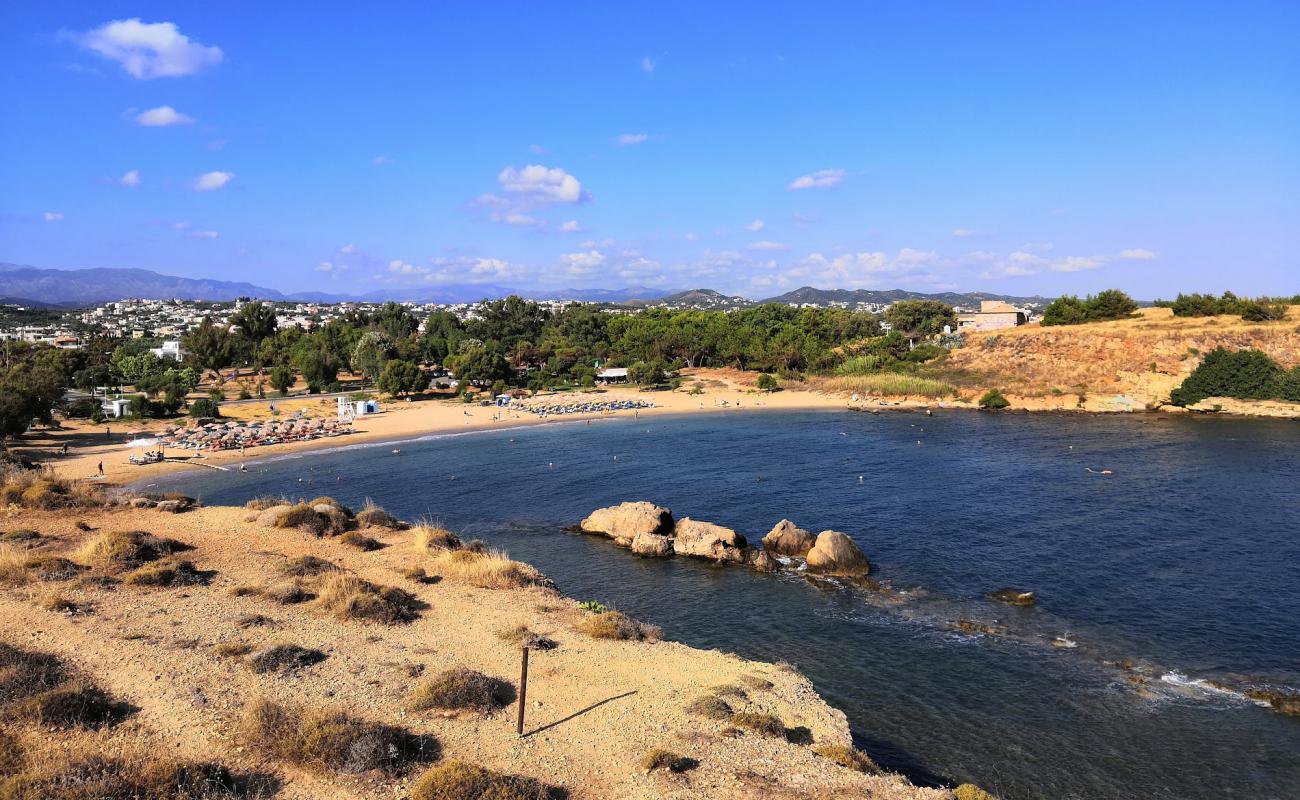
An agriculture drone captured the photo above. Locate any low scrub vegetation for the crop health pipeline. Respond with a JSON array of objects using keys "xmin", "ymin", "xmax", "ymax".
[
  {"xmin": 577, "ymin": 610, "xmax": 662, "ymax": 642},
  {"xmin": 1040, "ymin": 289, "xmax": 1138, "ymax": 326},
  {"xmin": 1170, "ymin": 347, "xmax": 1300, "ymax": 406},
  {"xmin": 496, "ymin": 624, "xmax": 558, "ymax": 651},
  {"xmin": 819, "ymin": 373, "xmax": 957, "ymax": 399},
  {"xmin": 245, "ymin": 644, "xmax": 327, "ymax": 674},
  {"xmin": 1156, "ymin": 291, "xmax": 1295, "ymax": 322},
  {"xmin": 279, "ymin": 555, "xmax": 339, "ymax": 577},
  {"xmin": 313, "ymin": 573, "xmax": 421, "ymax": 624},
  {"xmin": 122, "ymin": 559, "xmax": 210, "ymax": 587},
  {"xmin": 686, "ymin": 694, "xmax": 733, "ymax": 720},
  {"xmin": 73, "ymin": 530, "xmax": 188, "ymax": 572},
  {"xmin": 428, "ymin": 548, "xmax": 552, "ymax": 590},
  {"xmin": 731, "ymin": 710, "xmax": 786, "ymax": 737},
  {"xmin": 641, "ymin": 748, "xmax": 697, "ymax": 773},
  {"xmin": 411, "ymin": 523, "xmax": 462, "ymax": 552},
  {"xmin": 236, "ymin": 698, "xmax": 438, "ymax": 775},
  {"xmin": 0, "ymin": 468, "xmax": 104, "ymax": 510},
  {"xmin": 409, "ymin": 760, "xmax": 552, "ymax": 800},
  {"xmin": 357, "ymin": 500, "xmax": 406, "ymax": 530},
  {"xmin": 978, "ymin": 388, "xmax": 1010, "ymax": 409},
  {"xmin": 339, "ymin": 531, "xmax": 382, "ymax": 551},
  {"xmin": 409, "ymin": 667, "xmax": 515, "ymax": 712},
  {"xmin": 263, "ymin": 581, "xmax": 316, "ymax": 605},
  {"xmin": 271, "ymin": 503, "xmax": 352, "ymax": 536},
  {"xmin": 244, "ymin": 495, "xmax": 290, "ymax": 511},
  {"xmin": 813, "ymin": 743, "xmax": 880, "ymax": 773}
]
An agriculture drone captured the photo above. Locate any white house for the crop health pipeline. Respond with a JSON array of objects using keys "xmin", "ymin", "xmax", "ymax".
[
  {"xmin": 102, "ymin": 398, "xmax": 133, "ymax": 418},
  {"xmin": 596, "ymin": 367, "xmax": 629, "ymax": 384},
  {"xmin": 149, "ymin": 340, "xmax": 185, "ymax": 361}
]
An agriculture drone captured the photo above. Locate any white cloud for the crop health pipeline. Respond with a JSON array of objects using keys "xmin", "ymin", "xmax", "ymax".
[
  {"xmin": 559, "ymin": 220, "xmax": 582, "ymax": 232},
  {"xmin": 372, "ymin": 155, "xmax": 393, "ymax": 166},
  {"xmin": 580, "ymin": 238, "xmax": 615, "ymax": 248},
  {"xmin": 192, "ymin": 171, "xmax": 233, "ymax": 191},
  {"xmin": 500, "ymin": 213, "xmax": 539, "ymax": 227},
  {"xmin": 71, "ymin": 19, "xmax": 223, "ymax": 79},
  {"xmin": 561, "ymin": 250, "xmax": 606, "ymax": 275},
  {"xmin": 497, "ymin": 164, "xmax": 584, "ymax": 203},
  {"xmin": 315, "ymin": 261, "xmax": 343, "ymax": 273},
  {"xmin": 616, "ymin": 133, "xmax": 649, "ymax": 146},
  {"xmin": 134, "ymin": 105, "xmax": 193, "ymax": 126},
  {"xmin": 952, "ymin": 227, "xmax": 991, "ymax": 238},
  {"xmin": 189, "ymin": 230, "xmax": 219, "ymax": 239},
  {"xmin": 118, "ymin": 169, "xmax": 141, "ymax": 187},
  {"xmin": 339, "ymin": 243, "xmax": 357, "ymax": 255},
  {"xmin": 640, "ymin": 56, "xmax": 656, "ymax": 73},
  {"xmin": 684, "ymin": 231, "xmax": 699, "ymax": 241},
  {"xmin": 745, "ymin": 219, "xmax": 765, "ymax": 232},
  {"xmin": 43, "ymin": 211, "xmax": 64, "ymax": 222},
  {"xmin": 748, "ymin": 240, "xmax": 788, "ymax": 251},
  {"xmin": 787, "ymin": 168, "xmax": 845, "ymax": 190},
  {"xmin": 1120, "ymin": 248, "xmax": 1157, "ymax": 260},
  {"xmin": 388, "ymin": 259, "xmax": 426, "ymax": 276}
]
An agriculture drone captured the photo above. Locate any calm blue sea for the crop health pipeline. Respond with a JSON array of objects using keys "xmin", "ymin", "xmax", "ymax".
[{"xmin": 148, "ymin": 409, "xmax": 1300, "ymax": 800}]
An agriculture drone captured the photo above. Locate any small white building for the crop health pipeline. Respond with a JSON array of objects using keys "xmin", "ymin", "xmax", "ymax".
[
  {"xmin": 149, "ymin": 340, "xmax": 184, "ymax": 361},
  {"xmin": 596, "ymin": 367, "xmax": 629, "ymax": 384},
  {"xmin": 102, "ymin": 398, "xmax": 133, "ymax": 418}
]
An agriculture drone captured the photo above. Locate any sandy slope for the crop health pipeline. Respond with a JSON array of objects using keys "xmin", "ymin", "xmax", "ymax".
[{"xmin": 0, "ymin": 503, "xmax": 948, "ymax": 800}]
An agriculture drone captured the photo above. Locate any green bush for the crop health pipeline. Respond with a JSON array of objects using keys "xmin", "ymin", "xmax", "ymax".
[
  {"xmin": 979, "ymin": 389, "xmax": 1010, "ymax": 409},
  {"xmin": 755, "ymin": 373, "xmax": 778, "ymax": 391},
  {"xmin": 188, "ymin": 398, "xmax": 221, "ymax": 418},
  {"xmin": 1169, "ymin": 348, "xmax": 1286, "ymax": 406},
  {"xmin": 1042, "ymin": 289, "xmax": 1137, "ymax": 326}
]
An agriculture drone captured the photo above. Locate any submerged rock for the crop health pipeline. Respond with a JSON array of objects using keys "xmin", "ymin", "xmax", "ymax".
[
  {"xmin": 762, "ymin": 519, "xmax": 815, "ymax": 557},
  {"xmin": 804, "ymin": 531, "xmax": 871, "ymax": 577},
  {"xmin": 580, "ymin": 502, "xmax": 674, "ymax": 540},
  {"xmin": 987, "ymin": 587, "xmax": 1036, "ymax": 607},
  {"xmin": 954, "ymin": 619, "xmax": 1007, "ymax": 636},
  {"xmin": 1246, "ymin": 688, "xmax": 1300, "ymax": 716},
  {"xmin": 631, "ymin": 532, "xmax": 674, "ymax": 557},
  {"xmin": 673, "ymin": 518, "xmax": 748, "ymax": 562},
  {"xmin": 747, "ymin": 549, "xmax": 780, "ymax": 573}
]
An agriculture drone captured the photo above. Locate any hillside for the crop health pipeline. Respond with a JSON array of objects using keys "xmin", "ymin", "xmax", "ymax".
[
  {"xmin": 760, "ymin": 287, "xmax": 1053, "ymax": 310},
  {"xmin": 934, "ymin": 307, "xmax": 1300, "ymax": 413}
]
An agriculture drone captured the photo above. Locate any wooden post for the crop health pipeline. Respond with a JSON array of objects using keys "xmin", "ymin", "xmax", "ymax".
[{"xmin": 516, "ymin": 645, "xmax": 530, "ymax": 737}]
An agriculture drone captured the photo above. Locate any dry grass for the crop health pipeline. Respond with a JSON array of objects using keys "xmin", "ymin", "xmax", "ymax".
[
  {"xmin": 244, "ymin": 495, "xmax": 289, "ymax": 511},
  {"xmin": 686, "ymin": 695, "xmax": 733, "ymax": 721},
  {"xmin": 428, "ymin": 548, "xmax": 552, "ymax": 590},
  {"xmin": 339, "ymin": 531, "xmax": 382, "ymax": 551},
  {"xmin": 263, "ymin": 581, "xmax": 316, "ymax": 605},
  {"xmin": 313, "ymin": 573, "xmax": 421, "ymax": 624},
  {"xmin": 245, "ymin": 644, "xmax": 327, "ymax": 674},
  {"xmin": 731, "ymin": 711, "xmax": 786, "ymax": 737},
  {"xmin": 0, "ymin": 467, "xmax": 104, "ymax": 510},
  {"xmin": 215, "ymin": 642, "xmax": 255, "ymax": 658},
  {"xmin": 357, "ymin": 500, "xmax": 406, "ymax": 530},
  {"xmin": 0, "ymin": 543, "xmax": 31, "ymax": 585},
  {"xmin": 236, "ymin": 698, "xmax": 438, "ymax": 775},
  {"xmin": 818, "ymin": 373, "xmax": 957, "ymax": 398},
  {"xmin": 641, "ymin": 748, "xmax": 697, "ymax": 773},
  {"xmin": 73, "ymin": 530, "xmax": 188, "ymax": 572},
  {"xmin": 122, "ymin": 560, "xmax": 210, "ymax": 587},
  {"xmin": 0, "ymin": 732, "xmax": 279, "ymax": 799},
  {"xmin": 0, "ymin": 529, "xmax": 43, "ymax": 546},
  {"xmin": 13, "ymin": 683, "xmax": 131, "ymax": 729},
  {"xmin": 411, "ymin": 523, "xmax": 462, "ymax": 552},
  {"xmin": 813, "ymin": 743, "xmax": 880, "ymax": 773},
  {"xmin": 409, "ymin": 668, "xmax": 515, "ymax": 712},
  {"xmin": 409, "ymin": 760, "xmax": 551, "ymax": 800},
  {"xmin": 272, "ymin": 503, "xmax": 352, "ymax": 536},
  {"xmin": 37, "ymin": 592, "xmax": 82, "ymax": 614},
  {"xmin": 953, "ymin": 784, "xmax": 999, "ymax": 800},
  {"xmin": 577, "ymin": 611, "xmax": 661, "ymax": 642},
  {"xmin": 279, "ymin": 555, "xmax": 339, "ymax": 577},
  {"xmin": 496, "ymin": 624, "xmax": 558, "ymax": 651},
  {"xmin": 1, "ymin": 546, "xmax": 85, "ymax": 585},
  {"xmin": 0, "ymin": 642, "xmax": 67, "ymax": 705},
  {"xmin": 235, "ymin": 614, "xmax": 274, "ymax": 629}
]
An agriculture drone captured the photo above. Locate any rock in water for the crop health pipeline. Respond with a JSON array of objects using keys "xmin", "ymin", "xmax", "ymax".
[
  {"xmin": 580, "ymin": 502, "xmax": 674, "ymax": 540},
  {"xmin": 804, "ymin": 531, "xmax": 871, "ymax": 577},
  {"xmin": 631, "ymin": 532, "xmax": 674, "ymax": 557},
  {"xmin": 762, "ymin": 519, "xmax": 816, "ymax": 556},
  {"xmin": 987, "ymin": 588, "xmax": 1036, "ymax": 607},
  {"xmin": 673, "ymin": 518, "xmax": 748, "ymax": 562},
  {"xmin": 747, "ymin": 549, "xmax": 780, "ymax": 573}
]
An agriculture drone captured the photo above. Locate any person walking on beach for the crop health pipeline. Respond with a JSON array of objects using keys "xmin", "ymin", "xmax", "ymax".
[
  {"xmin": 61, "ymin": 443, "xmax": 68, "ymax": 456},
  {"xmin": 97, "ymin": 461, "xmax": 104, "ymax": 477}
]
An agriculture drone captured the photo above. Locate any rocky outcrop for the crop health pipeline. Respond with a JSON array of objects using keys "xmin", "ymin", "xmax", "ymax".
[
  {"xmin": 673, "ymin": 518, "xmax": 747, "ymax": 563},
  {"xmin": 580, "ymin": 502, "xmax": 673, "ymax": 540},
  {"xmin": 747, "ymin": 549, "xmax": 780, "ymax": 573},
  {"xmin": 987, "ymin": 588, "xmax": 1036, "ymax": 607},
  {"xmin": 804, "ymin": 531, "xmax": 870, "ymax": 577},
  {"xmin": 254, "ymin": 505, "xmax": 292, "ymax": 526},
  {"xmin": 631, "ymin": 532, "xmax": 674, "ymax": 557},
  {"xmin": 762, "ymin": 519, "xmax": 815, "ymax": 556}
]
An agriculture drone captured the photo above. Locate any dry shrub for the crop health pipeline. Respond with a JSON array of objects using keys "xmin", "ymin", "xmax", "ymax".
[
  {"xmin": 73, "ymin": 530, "xmax": 188, "ymax": 571},
  {"xmin": 244, "ymin": 495, "xmax": 289, "ymax": 511},
  {"xmin": 38, "ymin": 593, "xmax": 81, "ymax": 614},
  {"xmin": 711, "ymin": 684, "xmax": 748, "ymax": 699},
  {"xmin": 0, "ymin": 544, "xmax": 31, "ymax": 585},
  {"xmin": 263, "ymin": 581, "xmax": 316, "ymax": 605},
  {"xmin": 0, "ymin": 468, "xmax": 104, "ymax": 510},
  {"xmin": 411, "ymin": 524, "xmax": 461, "ymax": 552},
  {"xmin": 279, "ymin": 555, "xmax": 338, "ymax": 577},
  {"xmin": 357, "ymin": 500, "xmax": 405, "ymax": 530},
  {"xmin": 401, "ymin": 566, "xmax": 433, "ymax": 583},
  {"xmin": 307, "ymin": 496, "xmax": 352, "ymax": 515},
  {"xmin": 0, "ymin": 642, "xmax": 66, "ymax": 705},
  {"xmin": 25, "ymin": 556, "xmax": 87, "ymax": 582},
  {"xmin": 495, "ymin": 625, "xmax": 557, "ymax": 651},
  {"xmin": 0, "ymin": 529, "xmax": 42, "ymax": 546},
  {"xmin": 230, "ymin": 586, "xmax": 262, "ymax": 597},
  {"xmin": 236, "ymin": 698, "xmax": 437, "ymax": 775},
  {"xmin": 409, "ymin": 760, "xmax": 550, "ymax": 800},
  {"xmin": 122, "ymin": 560, "xmax": 209, "ymax": 587},
  {"xmin": 14, "ymin": 683, "xmax": 131, "ymax": 729},
  {"xmin": 0, "ymin": 732, "xmax": 277, "ymax": 799},
  {"xmin": 313, "ymin": 573, "xmax": 421, "ymax": 624},
  {"xmin": 272, "ymin": 503, "xmax": 351, "ymax": 536},
  {"xmin": 235, "ymin": 614, "xmax": 274, "ymax": 629},
  {"xmin": 953, "ymin": 785, "xmax": 1000, "ymax": 800},
  {"xmin": 215, "ymin": 642, "xmax": 254, "ymax": 658},
  {"xmin": 409, "ymin": 668, "xmax": 514, "ymax": 712},
  {"xmin": 686, "ymin": 695, "xmax": 732, "ymax": 721},
  {"xmin": 0, "ymin": 727, "xmax": 21, "ymax": 776},
  {"xmin": 577, "ymin": 611, "xmax": 661, "ymax": 642},
  {"xmin": 641, "ymin": 748, "xmax": 697, "ymax": 773},
  {"xmin": 731, "ymin": 711, "xmax": 785, "ymax": 737},
  {"xmin": 813, "ymin": 743, "xmax": 880, "ymax": 773},
  {"xmin": 428, "ymin": 548, "xmax": 552, "ymax": 591},
  {"xmin": 339, "ymin": 531, "xmax": 382, "ymax": 551},
  {"xmin": 739, "ymin": 675, "xmax": 774, "ymax": 691},
  {"xmin": 245, "ymin": 644, "xmax": 327, "ymax": 674}
]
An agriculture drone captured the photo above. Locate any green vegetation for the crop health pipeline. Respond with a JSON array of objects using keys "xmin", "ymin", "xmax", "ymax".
[
  {"xmin": 409, "ymin": 760, "xmax": 551, "ymax": 800},
  {"xmin": 821, "ymin": 373, "xmax": 957, "ymax": 399},
  {"xmin": 1041, "ymin": 289, "xmax": 1138, "ymax": 326},
  {"xmin": 1169, "ymin": 347, "xmax": 1300, "ymax": 406},
  {"xmin": 1155, "ymin": 291, "xmax": 1295, "ymax": 321},
  {"xmin": 978, "ymin": 388, "xmax": 1010, "ymax": 409}
]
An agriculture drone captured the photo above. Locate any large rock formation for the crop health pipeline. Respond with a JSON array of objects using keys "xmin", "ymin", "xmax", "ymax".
[
  {"xmin": 762, "ymin": 519, "xmax": 815, "ymax": 556},
  {"xmin": 580, "ymin": 502, "xmax": 673, "ymax": 540},
  {"xmin": 631, "ymin": 532, "xmax": 674, "ymax": 557},
  {"xmin": 804, "ymin": 531, "xmax": 871, "ymax": 577},
  {"xmin": 673, "ymin": 518, "xmax": 748, "ymax": 563}
]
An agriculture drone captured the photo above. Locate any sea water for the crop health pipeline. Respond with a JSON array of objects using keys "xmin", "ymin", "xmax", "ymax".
[{"xmin": 151, "ymin": 409, "xmax": 1300, "ymax": 800}]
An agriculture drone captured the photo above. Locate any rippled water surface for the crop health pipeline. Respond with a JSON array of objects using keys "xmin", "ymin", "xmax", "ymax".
[{"xmin": 152, "ymin": 409, "xmax": 1300, "ymax": 800}]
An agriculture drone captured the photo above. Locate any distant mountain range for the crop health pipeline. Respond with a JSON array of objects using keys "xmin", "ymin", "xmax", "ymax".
[{"xmin": 0, "ymin": 263, "xmax": 1052, "ymax": 310}]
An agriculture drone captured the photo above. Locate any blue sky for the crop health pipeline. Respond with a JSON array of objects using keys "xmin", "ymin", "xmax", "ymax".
[{"xmin": 2, "ymin": 1, "xmax": 1297, "ymax": 298}]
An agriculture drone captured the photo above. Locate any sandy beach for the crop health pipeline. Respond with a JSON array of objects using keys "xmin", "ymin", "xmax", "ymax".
[{"xmin": 24, "ymin": 369, "xmax": 851, "ymax": 488}]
